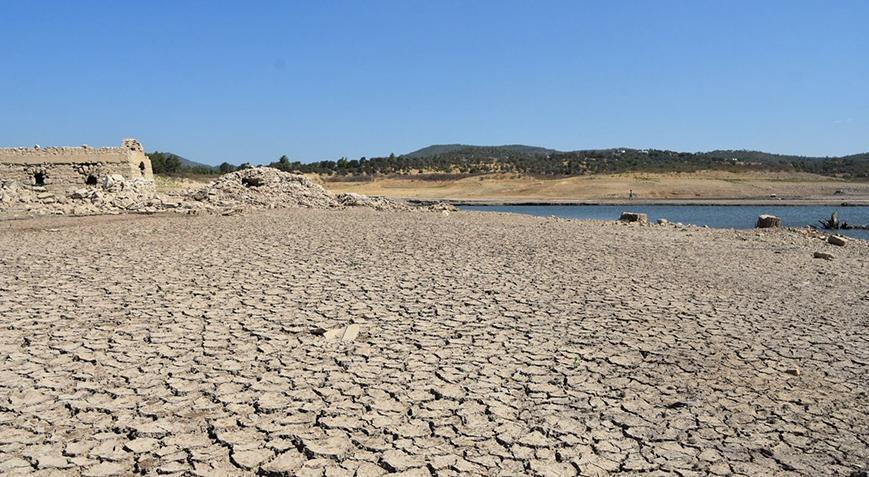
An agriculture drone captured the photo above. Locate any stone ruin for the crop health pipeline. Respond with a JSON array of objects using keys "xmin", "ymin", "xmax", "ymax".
[
  {"xmin": 1, "ymin": 155, "xmax": 455, "ymax": 217},
  {"xmin": 0, "ymin": 138, "xmax": 153, "ymax": 188}
]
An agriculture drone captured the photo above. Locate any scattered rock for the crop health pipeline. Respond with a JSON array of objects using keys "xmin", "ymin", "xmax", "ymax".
[
  {"xmin": 756, "ymin": 214, "xmax": 781, "ymax": 228},
  {"xmin": 619, "ymin": 212, "xmax": 649, "ymax": 225},
  {"xmin": 221, "ymin": 207, "xmax": 244, "ymax": 217},
  {"xmin": 828, "ymin": 235, "xmax": 847, "ymax": 246},
  {"xmin": 428, "ymin": 202, "xmax": 458, "ymax": 213},
  {"xmin": 657, "ymin": 218, "xmax": 669, "ymax": 225},
  {"xmin": 319, "ymin": 324, "xmax": 362, "ymax": 342},
  {"xmin": 341, "ymin": 323, "xmax": 361, "ymax": 342},
  {"xmin": 322, "ymin": 327, "xmax": 344, "ymax": 340},
  {"xmin": 813, "ymin": 251, "xmax": 834, "ymax": 260}
]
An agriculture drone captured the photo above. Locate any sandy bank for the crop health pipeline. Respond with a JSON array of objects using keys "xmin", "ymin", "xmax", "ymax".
[{"xmin": 325, "ymin": 171, "xmax": 869, "ymax": 206}]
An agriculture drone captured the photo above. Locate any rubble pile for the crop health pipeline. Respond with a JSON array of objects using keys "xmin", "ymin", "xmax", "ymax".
[
  {"xmin": 0, "ymin": 175, "xmax": 163, "ymax": 216},
  {"xmin": 335, "ymin": 192, "xmax": 412, "ymax": 211},
  {"xmin": 182, "ymin": 168, "xmax": 451, "ymax": 213},
  {"xmin": 184, "ymin": 168, "xmax": 341, "ymax": 210},
  {"xmin": 0, "ymin": 167, "xmax": 456, "ymax": 217}
]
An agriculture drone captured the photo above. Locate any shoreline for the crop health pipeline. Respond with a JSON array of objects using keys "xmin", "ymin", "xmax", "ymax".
[{"xmin": 410, "ymin": 198, "xmax": 869, "ymax": 207}]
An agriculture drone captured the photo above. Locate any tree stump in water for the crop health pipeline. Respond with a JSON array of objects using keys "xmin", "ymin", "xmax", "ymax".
[{"xmin": 755, "ymin": 214, "xmax": 781, "ymax": 228}]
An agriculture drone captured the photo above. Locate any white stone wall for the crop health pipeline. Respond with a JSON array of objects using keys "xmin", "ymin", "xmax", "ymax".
[{"xmin": 0, "ymin": 139, "xmax": 153, "ymax": 189}]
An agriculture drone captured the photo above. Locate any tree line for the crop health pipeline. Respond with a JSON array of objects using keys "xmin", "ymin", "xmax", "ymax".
[{"xmin": 149, "ymin": 147, "xmax": 869, "ymax": 178}]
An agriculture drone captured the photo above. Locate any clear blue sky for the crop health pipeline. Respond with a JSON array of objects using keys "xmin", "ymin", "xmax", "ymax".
[{"xmin": 1, "ymin": 1, "xmax": 866, "ymax": 165}]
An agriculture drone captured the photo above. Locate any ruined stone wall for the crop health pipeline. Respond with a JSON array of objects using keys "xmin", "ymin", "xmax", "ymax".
[{"xmin": 0, "ymin": 139, "xmax": 153, "ymax": 189}]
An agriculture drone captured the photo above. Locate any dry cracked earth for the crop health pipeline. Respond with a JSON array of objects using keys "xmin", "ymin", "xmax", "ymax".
[{"xmin": 0, "ymin": 209, "xmax": 867, "ymax": 477}]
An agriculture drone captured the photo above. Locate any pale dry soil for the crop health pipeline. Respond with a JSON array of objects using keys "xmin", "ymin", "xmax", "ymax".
[
  {"xmin": 325, "ymin": 171, "xmax": 869, "ymax": 204},
  {"xmin": 0, "ymin": 209, "xmax": 867, "ymax": 477}
]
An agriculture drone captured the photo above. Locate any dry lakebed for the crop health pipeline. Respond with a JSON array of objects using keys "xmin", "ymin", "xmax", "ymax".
[{"xmin": 0, "ymin": 208, "xmax": 867, "ymax": 476}]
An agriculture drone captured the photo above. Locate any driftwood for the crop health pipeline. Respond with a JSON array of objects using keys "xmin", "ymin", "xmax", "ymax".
[
  {"xmin": 817, "ymin": 211, "xmax": 869, "ymax": 230},
  {"xmin": 818, "ymin": 211, "xmax": 842, "ymax": 229}
]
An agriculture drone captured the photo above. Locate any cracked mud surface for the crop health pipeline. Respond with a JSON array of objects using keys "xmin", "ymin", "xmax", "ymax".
[{"xmin": 1, "ymin": 209, "xmax": 867, "ymax": 476}]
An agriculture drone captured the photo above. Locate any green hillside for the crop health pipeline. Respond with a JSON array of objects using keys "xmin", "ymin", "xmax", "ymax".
[
  {"xmin": 149, "ymin": 145, "xmax": 869, "ymax": 179},
  {"xmin": 266, "ymin": 145, "xmax": 868, "ymax": 178}
]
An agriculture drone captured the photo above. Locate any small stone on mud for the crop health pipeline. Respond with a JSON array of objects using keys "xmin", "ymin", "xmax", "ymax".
[
  {"xmin": 813, "ymin": 251, "xmax": 834, "ymax": 260},
  {"xmin": 827, "ymin": 235, "xmax": 847, "ymax": 246},
  {"xmin": 619, "ymin": 212, "xmax": 649, "ymax": 225}
]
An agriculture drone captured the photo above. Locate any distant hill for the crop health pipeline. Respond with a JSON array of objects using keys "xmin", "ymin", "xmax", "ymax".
[
  {"xmin": 146, "ymin": 151, "xmax": 217, "ymax": 175},
  {"xmin": 267, "ymin": 144, "xmax": 868, "ymax": 178},
  {"xmin": 152, "ymin": 144, "xmax": 868, "ymax": 179},
  {"xmin": 405, "ymin": 144, "xmax": 557, "ymax": 158},
  {"xmin": 176, "ymin": 156, "xmax": 215, "ymax": 170}
]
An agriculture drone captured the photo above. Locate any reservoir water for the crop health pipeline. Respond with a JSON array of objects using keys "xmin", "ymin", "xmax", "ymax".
[{"xmin": 461, "ymin": 204, "xmax": 869, "ymax": 240}]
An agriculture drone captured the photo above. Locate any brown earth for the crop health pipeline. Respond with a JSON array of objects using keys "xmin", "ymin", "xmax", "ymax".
[
  {"xmin": 0, "ymin": 209, "xmax": 867, "ymax": 476},
  {"xmin": 324, "ymin": 171, "xmax": 869, "ymax": 205}
]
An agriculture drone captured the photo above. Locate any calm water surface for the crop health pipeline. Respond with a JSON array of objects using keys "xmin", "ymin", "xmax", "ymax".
[{"xmin": 461, "ymin": 204, "xmax": 869, "ymax": 240}]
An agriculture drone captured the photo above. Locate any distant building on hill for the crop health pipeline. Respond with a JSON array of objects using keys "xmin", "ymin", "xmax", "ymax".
[{"xmin": 0, "ymin": 138, "xmax": 153, "ymax": 188}]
